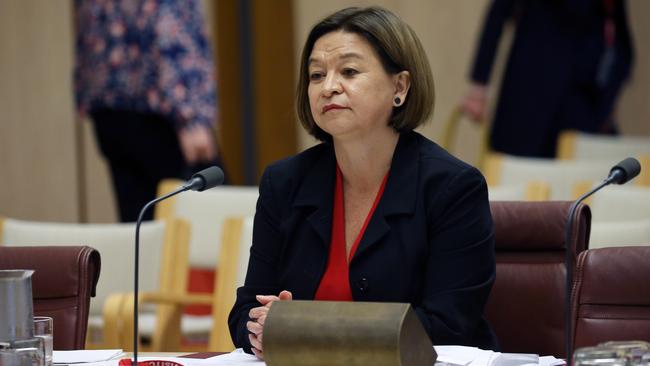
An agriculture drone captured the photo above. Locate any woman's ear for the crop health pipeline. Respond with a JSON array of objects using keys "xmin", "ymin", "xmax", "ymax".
[{"xmin": 393, "ymin": 71, "xmax": 411, "ymax": 107}]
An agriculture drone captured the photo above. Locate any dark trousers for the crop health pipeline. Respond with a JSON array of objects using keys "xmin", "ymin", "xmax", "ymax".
[
  {"xmin": 490, "ymin": 81, "xmax": 619, "ymax": 158},
  {"xmin": 90, "ymin": 109, "xmax": 223, "ymax": 222}
]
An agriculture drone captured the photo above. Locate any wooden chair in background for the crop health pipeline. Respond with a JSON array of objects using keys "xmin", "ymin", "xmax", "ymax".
[
  {"xmin": 557, "ymin": 130, "xmax": 650, "ymax": 164},
  {"xmin": 439, "ymin": 106, "xmax": 491, "ymax": 168},
  {"xmin": 487, "ymin": 182, "xmax": 550, "ymax": 201},
  {"xmin": 124, "ymin": 215, "xmax": 255, "ymax": 352},
  {"xmin": 483, "ymin": 153, "xmax": 649, "ymax": 200},
  {"xmin": 0, "ymin": 216, "xmax": 190, "ymax": 351},
  {"xmin": 153, "ymin": 180, "xmax": 258, "ymax": 351},
  {"xmin": 567, "ymin": 184, "xmax": 650, "ymax": 249}
]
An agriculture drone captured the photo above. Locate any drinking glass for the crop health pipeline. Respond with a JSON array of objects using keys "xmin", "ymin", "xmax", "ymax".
[{"xmin": 33, "ymin": 316, "xmax": 53, "ymax": 366}]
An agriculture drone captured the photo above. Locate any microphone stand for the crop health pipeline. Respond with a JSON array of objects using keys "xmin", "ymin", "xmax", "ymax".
[
  {"xmin": 127, "ymin": 166, "xmax": 223, "ymax": 365},
  {"xmin": 563, "ymin": 157, "xmax": 640, "ymax": 364},
  {"xmin": 563, "ymin": 178, "xmax": 612, "ymax": 364},
  {"xmin": 132, "ymin": 184, "xmax": 193, "ymax": 365}
]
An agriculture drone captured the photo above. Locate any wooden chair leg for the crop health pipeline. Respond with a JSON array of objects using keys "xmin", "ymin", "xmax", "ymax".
[{"xmin": 103, "ymin": 293, "xmax": 128, "ymax": 349}]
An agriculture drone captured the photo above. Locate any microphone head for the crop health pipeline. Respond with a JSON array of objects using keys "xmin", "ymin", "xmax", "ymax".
[
  {"xmin": 189, "ymin": 166, "xmax": 225, "ymax": 191},
  {"xmin": 608, "ymin": 157, "xmax": 641, "ymax": 185}
]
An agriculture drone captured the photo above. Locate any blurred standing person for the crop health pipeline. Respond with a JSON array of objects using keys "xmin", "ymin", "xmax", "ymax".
[
  {"xmin": 74, "ymin": 0, "xmax": 222, "ymax": 222},
  {"xmin": 460, "ymin": 0, "xmax": 634, "ymax": 158}
]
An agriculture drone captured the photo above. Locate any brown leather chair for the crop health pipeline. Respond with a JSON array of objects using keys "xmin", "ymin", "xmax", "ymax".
[
  {"xmin": 0, "ymin": 246, "xmax": 101, "ymax": 350},
  {"xmin": 487, "ymin": 201, "xmax": 591, "ymax": 357},
  {"xmin": 572, "ymin": 246, "xmax": 650, "ymax": 349}
]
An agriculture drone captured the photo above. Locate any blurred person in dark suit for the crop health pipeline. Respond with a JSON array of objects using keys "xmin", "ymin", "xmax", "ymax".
[
  {"xmin": 229, "ymin": 7, "xmax": 498, "ymax": 359},
  {"xmin": 460, "ymin": 0, "xmax": 634, "ymax": 158},
  {"xmin": 74, "ymin": 0, "xmax": 223, "ymax": 222}
]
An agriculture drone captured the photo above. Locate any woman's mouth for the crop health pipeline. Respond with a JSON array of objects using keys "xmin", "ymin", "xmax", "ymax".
[{"xmin": 322, "ymin": 104, "xmax": 347, "ymax": 113}]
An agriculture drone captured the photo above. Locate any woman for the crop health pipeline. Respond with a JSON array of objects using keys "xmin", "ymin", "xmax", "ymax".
[
  {"xmin": 74, "ymin": 0, "xmax": 222, "ymax": 222},
  {"xmin": 228, "ymin": 7, "xmax": 498, "ymax": 358}
]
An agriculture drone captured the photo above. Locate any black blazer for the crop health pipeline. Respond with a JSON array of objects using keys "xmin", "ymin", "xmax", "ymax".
[{"xmin": 228, "ymin": 131, "xmax": 498, "ymax": 351}]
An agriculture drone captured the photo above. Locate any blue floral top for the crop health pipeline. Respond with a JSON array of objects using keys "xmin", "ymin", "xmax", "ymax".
[{"xmin": 74, "ymin": 0, "xmax": 217, "ymax": 130}]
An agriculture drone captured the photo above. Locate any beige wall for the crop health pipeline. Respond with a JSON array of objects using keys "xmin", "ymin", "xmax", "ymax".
[
  {"xmin": 0, "ymin": 0, "xmax": 648, "ymax": 223},
  {"xmin": 0, "ymin": 1, "xmax": 80, "ymax": 222},
  {"xmin": 0, "ymin": 0, "xmax": 117, "ymax": 222}
]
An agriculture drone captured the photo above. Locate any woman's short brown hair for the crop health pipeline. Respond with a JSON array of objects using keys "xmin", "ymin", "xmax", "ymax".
[{"xmin": 296, "ymin": 6, "xmax": 435, "ymax": 142}]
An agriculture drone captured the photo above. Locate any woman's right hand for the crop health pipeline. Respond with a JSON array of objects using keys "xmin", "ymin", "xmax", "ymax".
[
  {"xmin": 246, "ymin": 290, "xmax": 293, "ymax": 360},
  {"xmin": 460, "ymin": 83, "xmax": 489, "ymax": 122}
]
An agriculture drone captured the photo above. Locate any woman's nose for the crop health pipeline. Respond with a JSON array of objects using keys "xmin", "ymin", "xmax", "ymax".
[{"xmin": 322, "ymin": 74, "xmax": 342, "ymax": 97}]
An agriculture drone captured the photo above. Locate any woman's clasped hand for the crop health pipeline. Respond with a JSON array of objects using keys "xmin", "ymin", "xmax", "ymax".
[{"xmin": 246, "ymin": 290, "xmax": 292, "ymax": 359}]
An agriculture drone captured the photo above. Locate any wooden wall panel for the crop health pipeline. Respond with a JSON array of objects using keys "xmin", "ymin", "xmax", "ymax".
[
  {"xmin": 213, "ymin": 0, "xmax": 297, "ymax": 184},
  {"xmin": 251, "ymin": 0, "xmax": 297, "ymax": 179},
  {"xmin": 214, "ymin": 1, "xmax": 245, "ymax": 185}
]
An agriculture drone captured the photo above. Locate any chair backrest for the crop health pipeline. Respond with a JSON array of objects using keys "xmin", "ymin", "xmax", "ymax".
[
  {"xmin": 155, "ymin": 180, "xmax": 259, "ymax": 269},
  {"xmin": 483, "ymin": 153, "xmax": 649, "ymax": 200},
  {"xmin": 572, "ymin": 246, "xmax": 650, "ymax": 349},
  {"xmin": 587, "ymin": 185, "xmax": 650, "ymax": 223},
  {"xmin": 0, "ymin": 246, "xmax": 100, "ymax": 350},
  {"xmin": 589, "ymin": 219, "xmax": 650, "ymax": 249},
  {"xmin": 488, "ymin": 182, "xmax": 550, "ymax": 201},
  {"xmin": 0, "ymin": 218, "xmax": 188, "ymax": 316},
  {"xmin": 487, "ymin": 201, "xmax": 591, "ymax": 357},
  {"xmin": 569, "ymin": 185, "xmax": 650, "ymax": 249},
  {"xmin": 558, "ymin": 130, "xmax": 650, "ymax": 161}
]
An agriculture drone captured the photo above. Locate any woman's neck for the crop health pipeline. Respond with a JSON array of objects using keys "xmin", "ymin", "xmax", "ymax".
[{"xmin": 333, "ymin": 128, "xmax": 399, "ymax": 191}]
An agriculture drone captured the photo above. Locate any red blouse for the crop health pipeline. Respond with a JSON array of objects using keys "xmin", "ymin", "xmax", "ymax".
[{"xmin": 314, "ymin": 165, "xmax": 389, "ymax": 301}]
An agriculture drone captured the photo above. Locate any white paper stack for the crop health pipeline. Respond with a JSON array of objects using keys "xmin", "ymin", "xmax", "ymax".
[
  {"xmin": 53, "ymin": 349, "xmax": 124, "ymax": 364},
  {"xmin": 434, "ymin": 345, "xmax": 565, "ymax": 366}
]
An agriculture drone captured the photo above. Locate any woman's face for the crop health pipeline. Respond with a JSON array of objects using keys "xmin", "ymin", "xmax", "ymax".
[{"xmin": 308, "ymin": 31, "xmax": 405, "ymax": 141}]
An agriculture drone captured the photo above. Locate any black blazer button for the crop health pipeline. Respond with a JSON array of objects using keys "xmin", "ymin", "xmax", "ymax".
[{"xmin": 357, "ymin": 278, "xmax": 369, "ymax": 292}]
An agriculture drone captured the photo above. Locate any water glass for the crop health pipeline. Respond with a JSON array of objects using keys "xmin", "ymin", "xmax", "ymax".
[
  {"xmin": 33, "ymin": 316, "xmax": 53, "ymax": 366},
  {"xmin": 574, "ymin": 341, "xmax": 650, "ymax": 366}
]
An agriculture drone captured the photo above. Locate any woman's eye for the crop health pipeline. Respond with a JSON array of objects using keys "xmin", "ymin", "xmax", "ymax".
[
  {"xmin": 309, "ymin": 72, "xmax": 324, "ymax": 81},
  {"xmin": 342, "ymin": 68, "xmax": 358, "ymax": 77}
]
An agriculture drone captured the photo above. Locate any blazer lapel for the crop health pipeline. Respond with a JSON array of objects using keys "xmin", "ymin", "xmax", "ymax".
[
  {"xmin": 352, "ymin": 131, "xmax": 420, "ymax": 260},
  {"xmin": 293, "ymin": 144, "xmax": 337, "ymax": 248}
]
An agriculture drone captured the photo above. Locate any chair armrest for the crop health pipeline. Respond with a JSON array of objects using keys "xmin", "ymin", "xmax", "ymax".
[
  {"xmin": 138, "ymin": 291, "xmax": 213, "ymax": 306},
  {"xmin": 100, "ymin": 291, "xmax": 213, "ymax": 351}
]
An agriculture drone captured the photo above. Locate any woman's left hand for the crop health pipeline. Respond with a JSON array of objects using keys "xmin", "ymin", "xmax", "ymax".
[{"xmin": 246, "ymin": 290, "xmax": 293, "ymax": 359}]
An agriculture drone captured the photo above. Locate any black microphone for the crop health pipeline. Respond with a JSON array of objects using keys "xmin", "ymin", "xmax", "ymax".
[
  {"xmin": 607, "ymin": 157, "xmax": 642, "ymax": 185},
  {"xmin": 132, "ymin": 166, "xmax": 224, "ymax": 364},
  {"xmin": 185, "ymin": 166, "xmax": 226, "ymax": 192},
  {"xmin": 564, "ymin": 157, "xmax": 641, "ymax": 364}
]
